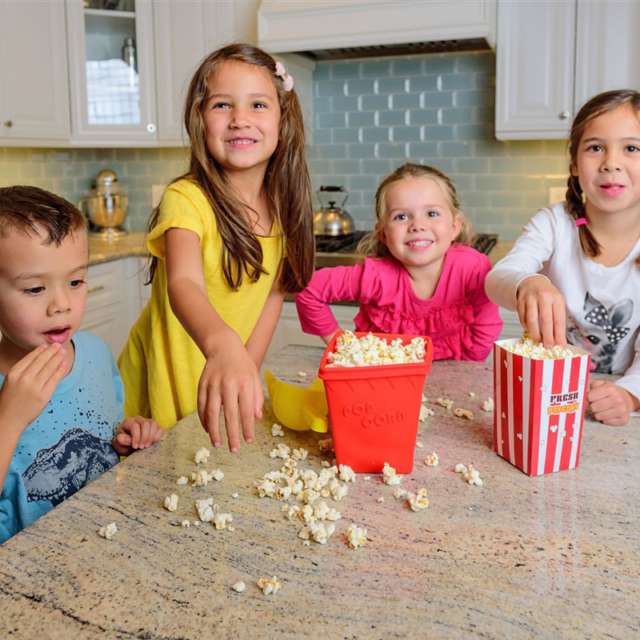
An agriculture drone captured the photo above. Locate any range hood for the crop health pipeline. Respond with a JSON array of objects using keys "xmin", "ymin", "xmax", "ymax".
[{"xmin": 258, "ymin": 0, "xmax": 495, "ymax": 57}]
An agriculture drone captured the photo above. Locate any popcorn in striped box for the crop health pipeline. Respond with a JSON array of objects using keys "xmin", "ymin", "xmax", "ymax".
[{"xmin": 493, "ymin": 337, "xmax": 591, "ymax": 476}]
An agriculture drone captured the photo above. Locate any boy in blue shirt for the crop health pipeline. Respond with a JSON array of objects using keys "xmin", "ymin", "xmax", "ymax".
[{"xmin": 0, "ymin": 186, "xmax": 163, "ymax": 543}]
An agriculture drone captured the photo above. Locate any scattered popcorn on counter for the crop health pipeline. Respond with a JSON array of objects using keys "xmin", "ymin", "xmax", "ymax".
[
  {"xmin": 393, "ymin": 487, "xmax": 409, "ymax": 500},
  {"xmin": 346, "ymin": 524, "xmax": 368, "ymax": 549},
  {"xmin": 176, "ymin": 476, "xmax": 188, "ymax": 485},
  {"xmin": 180, "ymin": 520, "xmax": 191, "ymax": 528},
  {"xmin": 213, "ymin": 512, "xmax": 233, "ymax": 530},
  {"xmin": 326, "ymin": 331, "xmax": 425, "ymax": 367},
  {"xmin": 257, "ymin": 576, "xmax": 281, "ymax": 595},
  {"xmin": 98, "ymin": 522, "xmax": 117, "ymax": 540},
  {"xmin": 164, "ymin": 494, "xmax": 179, "ymax": 512},
  {"xmin": 424, "ymin": 452, "xmax": 439, "ymax": 467},
  {"xmin": 195, "ymin": 497, "xmax": 215, "ymax": 522},
  {"xmin": 231, "ymin": 581, "xmax": 246, "ymax": 593},
  {"xmin": 377, "ymin": 496, "xmax": 385, "ymax": 503},
  {"xmin": 194, "ymin": 447, "xmax": 210, "ymax": 465},
  {"xmin": 271, "ymin": 423, "xmax": 284, "ymax": 437},
  {"xmin": 436, "ymin": 397, "xmax": 454, "ymax": 411},
  {"xmin": 419, "ymin": 404, "xmax": 434, "ymax": 421},
  {"xmin": 416, "ymin": 441, "xmax": 424, "ymax": 448},
  {"xmin": 338, "ymin": 464, "xmax": 356, "ymax": 483},
  {"xmin": 482, "ymin": 398, "xmax": 494, "ymax": 413},
  {"xmin": 453, "ymin": 407, "xmax": 474, "ymax": 420},
  {"xmin": 211, "ymin": 469, "xmax": 224, "ymax": 482},
  {"xmin": 191, "ymin": 469, "xmax": 211, "ymax": 487},
  {"xmin": 297, "ymin": 371, "xmax": 308, "ymax": 378},
  {"xmin": 455, "ymin": 463, "xmax": 483, "ymax": 486},
  {"xmin": 270, "ymin": 443, "xmax": 291, "ymax": 459},
  {"xmin": 408, "ymin": 488, "xmax": 430, "ymax": 512},
  {"xmin": 468, "ymin": 391, "xmax": 476, "ymax": 399},
  {"xmin": 292, "ymin": 447, "xmax": 308, "ymax": 461},
  {"xmin": 504, "ymin": 335, "xmax": 575, "ymax": 360},
  {"xmin": 231, "ymin": 492, "xmax": 239, "ymax": 499},
  {"xmin": 382, "ymin": 462, "xmax": 402, "ymax": 486}
]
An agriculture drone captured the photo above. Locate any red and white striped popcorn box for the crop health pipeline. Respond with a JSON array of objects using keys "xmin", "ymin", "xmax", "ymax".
[{"xmin": 493, "ymin": 339, "xmax": 591, "ymax": 476}]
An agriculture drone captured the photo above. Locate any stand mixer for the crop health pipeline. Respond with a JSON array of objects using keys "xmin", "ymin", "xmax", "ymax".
[{"xmin": 80, "ymin": 169, "xmax": 128, "ymax": 239}]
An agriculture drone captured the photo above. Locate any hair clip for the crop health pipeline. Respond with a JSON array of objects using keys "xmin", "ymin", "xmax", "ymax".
[
  {"xmin": 274, "ymin": 61, "xmax": 294, "ymax": 92},
  {"xmin": 575, "ymin": 217, "xmax": 588, "ymax": 226}
]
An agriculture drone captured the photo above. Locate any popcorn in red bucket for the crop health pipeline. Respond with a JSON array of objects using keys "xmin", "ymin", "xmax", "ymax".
[{"xmin": 493, "ymin": 337, "xmax": 591, "ymax": 476}]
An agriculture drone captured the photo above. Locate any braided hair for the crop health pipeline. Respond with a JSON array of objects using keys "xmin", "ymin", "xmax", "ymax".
[{"xmin": 565, "ymin": 89, "xmax": 640, "ymax": 262}]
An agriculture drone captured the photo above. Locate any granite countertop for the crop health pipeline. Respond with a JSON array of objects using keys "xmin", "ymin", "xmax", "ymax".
[
  {"xmin": 0, "ymin": 346, "xmax": 637, "ymax": 639},
  {"xmin": 88, "ymin": 231, "xmax": 147, "ymax": 266}
]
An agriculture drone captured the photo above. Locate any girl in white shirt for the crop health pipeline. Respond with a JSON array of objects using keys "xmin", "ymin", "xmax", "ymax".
[{"xmin": 486, "ymin": 89, "xmax": 640, "ymax": 426}]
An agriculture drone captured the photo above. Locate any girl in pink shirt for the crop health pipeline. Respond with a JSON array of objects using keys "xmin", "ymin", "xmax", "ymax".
[{"xmin": 295, "ymin": 163, "xmax": 502, "ymax": 360}]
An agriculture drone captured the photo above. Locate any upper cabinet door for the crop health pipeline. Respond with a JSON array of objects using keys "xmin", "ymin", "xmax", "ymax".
[
  {"xmin": 65, "ymin": 0, "xmax": 157, "ymax": 145},
  {"xmin": 495, "ymin": 0, "xmax": 576, "ymax": 140},
  {"xmin": 574, "ymin": 0, "xmax": 640, "ymax": 111},
  {"xmin": 0, "ymin": 1, "xmax": 70, "ymax": 142},
  {"xmin": 152, "ymin": 0, "xmax": 207, "ymax": 145}
]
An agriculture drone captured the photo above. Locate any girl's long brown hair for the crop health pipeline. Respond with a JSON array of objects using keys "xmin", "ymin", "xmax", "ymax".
[
  {"xmin": 565, "ymin": 89, "xmax": 640, "ymax": 263},
  {"xmin": 147, "ymin": 43, "xmax": 314, "ymax": 292},
  {"xmin": 357, "ymin": 162, "xmax": 473, "ymax": 257}
]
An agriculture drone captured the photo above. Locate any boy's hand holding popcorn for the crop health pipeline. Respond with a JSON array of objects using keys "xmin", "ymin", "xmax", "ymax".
[{"xmin": 112, "ymin": 417, "xmax": 164, "ymax": 456}]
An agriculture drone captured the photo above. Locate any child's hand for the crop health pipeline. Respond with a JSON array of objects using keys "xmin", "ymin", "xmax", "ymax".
[
  {"xmin": 0, "ymin": 344, "xmax": 67, "ymax": 436},
  {"xmin": 198, "ymin": 335, "xmax": 261, "ymax": 453},
  {"xmin": 588, "ymin": 380, "xmax": 638, "ymax": 426},
  {"xmin": 113, "ymin": 416, "xmax": 164, "ymax": 456},
  {"xmin": 322, "ymin": 329, "xmax": 340, "ymax": 345},
  {"xmin": 516, "ymin": 275, "xmax": 567, "ymax": 347}
]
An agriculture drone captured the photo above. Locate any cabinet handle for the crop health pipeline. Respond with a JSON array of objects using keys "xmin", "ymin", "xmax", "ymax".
[
  {"xmin": 146, "ymin": 123, "xmax": 156, "ymax": 133},
  {"xmin": 3, "ymin": 120, "xmax": 12, "ymax": 128},
  {"xmin": 558, "ymin": 111, "xmax": 571, "ymax": 120},
  {"xmin": 88, "ymin": 285, "xmax": 105, "ymax": 295}
]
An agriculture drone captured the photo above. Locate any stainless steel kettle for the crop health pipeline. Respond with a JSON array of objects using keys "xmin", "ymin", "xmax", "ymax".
[{"xmin": 313, "ymin": 185, "xmax": 355, "ymax": 236}]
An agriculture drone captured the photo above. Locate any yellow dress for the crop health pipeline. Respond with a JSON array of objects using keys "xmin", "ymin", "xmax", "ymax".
[{"xmin": 118, "ymin": 179, "xmax": 284, "ymax": 428}]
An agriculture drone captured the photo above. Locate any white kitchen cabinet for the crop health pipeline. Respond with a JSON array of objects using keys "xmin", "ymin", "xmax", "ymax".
[
  {"xmin": 82, "ymin": 257, "xmax": 147, "ymax": 357},
  {"xmin": 0, "ymin": 1, "xmax": 70, "ymax": 145},
  {"xmin": 268, "ymin": 301, "xmax": 358, "ymax": 358},
  {"xmin": 258, "ymin": 0, "xmax": 496, "ymax": 53},
  {"xmin": 496, "ymin": 0, "xmax": 640, "ymax": 140},
  {"xmin": 65, "ymin": 0, "xmax": 158, "ymax": 145}
]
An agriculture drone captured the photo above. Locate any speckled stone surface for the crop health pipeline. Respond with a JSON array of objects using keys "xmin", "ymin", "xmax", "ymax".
[
  {"xmin": 0, "ymin": 346, "xmax": 638, "ymax": 639},
  {"xmin": 88, "ymin": 231, "xmax": 147, "ymax": 265}
]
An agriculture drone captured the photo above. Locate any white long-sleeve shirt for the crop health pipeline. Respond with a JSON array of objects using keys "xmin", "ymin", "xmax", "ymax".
[{"xmin": 485, "ymin": 203, "xmax": 640, "ymax": 400}]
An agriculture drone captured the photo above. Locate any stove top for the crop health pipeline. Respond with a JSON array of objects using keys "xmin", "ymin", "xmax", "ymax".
[{"xmin": 315, "ymin": 231, "xmax": 368, "ymax": 254}]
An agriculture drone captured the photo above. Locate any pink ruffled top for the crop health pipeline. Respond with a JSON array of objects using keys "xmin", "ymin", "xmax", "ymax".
[{"xmin": 295, "ymin": 245, "xmax": 502, "ymax": 361}]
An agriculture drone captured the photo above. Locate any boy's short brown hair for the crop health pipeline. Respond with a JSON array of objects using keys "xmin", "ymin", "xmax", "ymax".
[{"xmin": 0, "ymin": 185, "xmax": 86, "ymax": 245}]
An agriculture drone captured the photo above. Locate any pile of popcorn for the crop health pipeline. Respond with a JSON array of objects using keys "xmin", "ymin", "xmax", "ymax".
[
  {"xmin": 255, "ymin": 443, "xmax": 362, "ymax": 546},
  {"xmin": 326, "ymin": 331, "xmax": 425, "ymax": 367},
  {"xmin": 503, "ymin": 335, "xmax": 574, "ymax": 360}
]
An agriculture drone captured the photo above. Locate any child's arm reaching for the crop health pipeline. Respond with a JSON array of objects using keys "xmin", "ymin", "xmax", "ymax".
[
  {"xmin": 112, "ymin": 417, "xmax": 164, "ymax": 456},
  {"xmin": 165, "ymin": 228, "xmax": 261, "ymax": 452},
  {"xmin": 462, "ymin": 255, "xmax": 503, "ymax": 360},
  {"xmin": 0, "ymin": 344, "xmax": 67, "ymax": 491},
  {"xmin": 485, "ymin": 208, "xmax": 565, "ymax": 346},
  {"xmin": 246, "ymin": 281, "xmax": 285, "ymax": 367},
  {"xmin": 295, "ymin": 263, "xmax": 366, "ymax": 343}
]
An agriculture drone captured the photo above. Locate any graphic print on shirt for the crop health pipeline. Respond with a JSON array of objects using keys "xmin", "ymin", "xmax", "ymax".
[
  {"xmin": 567, "ymin": 293, "xmax": 633, "ymax": 374},
  {"xmin": 22, "ymin": 428, "xmax": 119, "ymax": 506}
]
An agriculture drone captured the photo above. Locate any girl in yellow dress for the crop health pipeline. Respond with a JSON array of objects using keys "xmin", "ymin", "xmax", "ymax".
[{"xmin": 118, "ymin": 44, "xmax": 314, "ymax": 451}]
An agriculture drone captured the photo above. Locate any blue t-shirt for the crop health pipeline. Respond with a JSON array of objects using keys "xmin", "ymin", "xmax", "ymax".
[{"xmin": 0, "ymin": 332, "xmax": 122, "ymax": 543}]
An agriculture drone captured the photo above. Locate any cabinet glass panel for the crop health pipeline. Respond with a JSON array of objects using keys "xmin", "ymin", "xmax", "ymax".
[{"xmin": 83, "ymin": 0, "xmax": 140, "ymax": 126}]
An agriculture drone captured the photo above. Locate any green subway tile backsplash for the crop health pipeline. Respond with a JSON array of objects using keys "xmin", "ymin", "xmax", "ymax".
[{"xmin": 311, "ymin": 51, "xmax": 569, "ymax": 238}]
